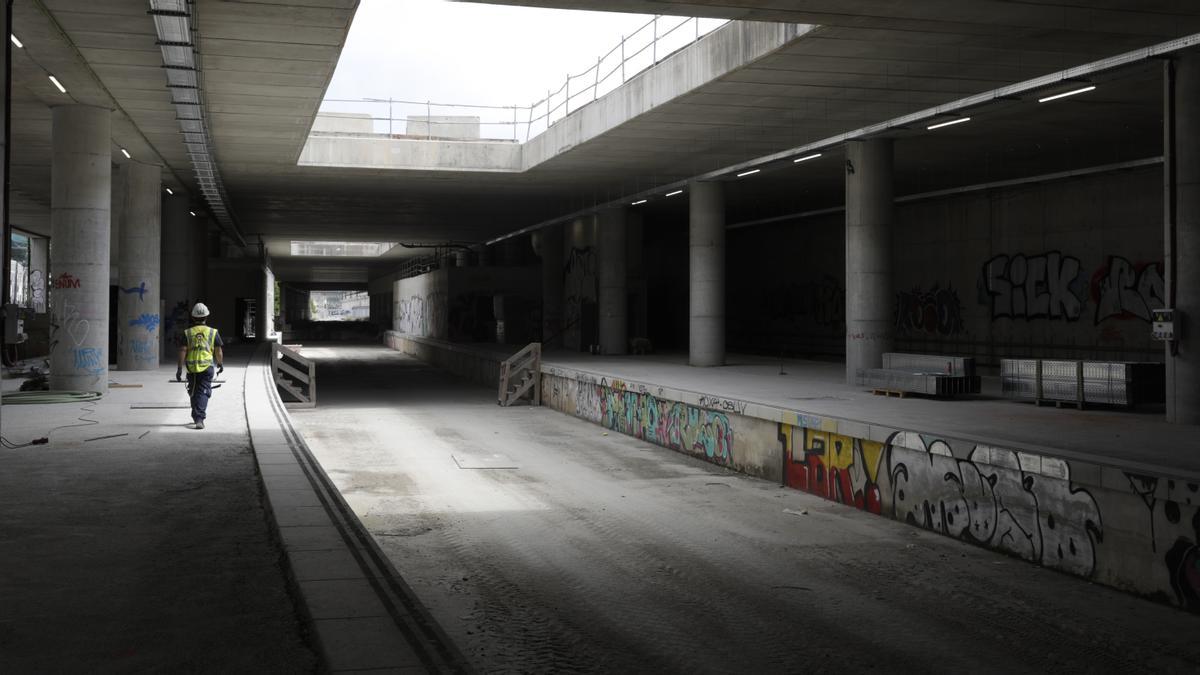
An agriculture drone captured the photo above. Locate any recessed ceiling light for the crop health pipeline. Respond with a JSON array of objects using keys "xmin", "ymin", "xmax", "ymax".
[
  {"xmin": 793, "ymin": 153, "xmax": 822, "ymax": 163},
  {"xmin": 1038, "ymin": 85, "xmax": 1096, "ymax": 103},
  {"xmin": 927, "ymin": 117, "xmax": 971, "ymax": 131},
  {"xmin": 48, "ymin": 75, "xmax": 66, "ymax": 93},
  {"xmin": 120, "ymin": 148, "xmax": 131, "ymax": 159},
  {"xmin": 631, "ymin": 199, "xmax": 647, "ymax": 206},
  {"xmin": 736, "ymin": 169, "xmax": 760, "ymax": 178},
  {"xmin": 10, "ymin": 35, "xmax": 23, "ymax": 49},
  {"xmin": 165, "ymin": 188, "xmax": 174, "ymax": 195},
  {"xmin": 665, "ymin": 189, "xmax": 684, "ymax": 197}
]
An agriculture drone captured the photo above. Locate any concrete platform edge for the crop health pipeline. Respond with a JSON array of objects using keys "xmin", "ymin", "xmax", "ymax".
[{"xmin": 245, "ymin": 341, "xmax": 470, "ymax": 673}]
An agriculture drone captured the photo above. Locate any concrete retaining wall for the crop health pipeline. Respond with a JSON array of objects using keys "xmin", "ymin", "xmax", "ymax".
[
  {"xmin": 382, "ymin": 334, "xmax": 1199, "ymax": 613},
  {"xmin": 384, "ymin": 332, "xmax": 503, "ymax": 392},
  {"xmin": 726, "ymin": 165, "xmax": 1166, "ymax": 363}
]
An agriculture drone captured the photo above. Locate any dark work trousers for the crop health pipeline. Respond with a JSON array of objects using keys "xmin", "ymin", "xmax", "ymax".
[{"xmin": 186, "ymin": 366, "xmax": 215, "ymax": 423}]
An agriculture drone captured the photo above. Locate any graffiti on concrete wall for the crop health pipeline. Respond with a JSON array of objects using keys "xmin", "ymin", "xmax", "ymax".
[
  {"xmin": 780, "ymin": 426, "xmax": 1103, "ymax": 577},
  {"xmin": 49, "ymin": 300, "xmax": 90, "ymax": 357},
  {"xmin": 397, "ymin": 291, "xmax": 446, "ymax": 338},
  {"xmin": 888, "ymin": 432, "xmax": 1102, "ymax": 577},
  {"xmin": 1091, "ymin": 256, "xmax": 1164, "ymax": 325},
  {"xmin": 121, "ymin": 281, "xmax": 148, "ymax": 302},
  {"xmin": 781, "ymin": 426, "xmax": 884, "ymax": 514},
  {"xmin": 979, "ymin": 251, "xmax": 1086, "ymax": 321},
  {"xmin": 557, "ymin": 375, "xmax": 734, "ymax": 464},
  {"xmin": 763, "ymin": 275, "xmax": 845, "ymax": 330},
  {"xmin": 563, "ymin": 247, "xmax": 597, "ymax": 349},
  {"xmin": 894, "ymin": 283, "xmax": 965, "ymax": 336},
  {"xmin": 1125, "ymin": 474, "xmax": 1200, "ymax": 609}
]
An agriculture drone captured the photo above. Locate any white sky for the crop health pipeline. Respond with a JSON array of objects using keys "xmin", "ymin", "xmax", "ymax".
[{"xmin": 321, "ymin": 0, "xmax": 723, "ymax": 136}]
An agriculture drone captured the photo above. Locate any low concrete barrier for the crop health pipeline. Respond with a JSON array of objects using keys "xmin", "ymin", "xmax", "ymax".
[{"xmin": 385, "ymin": 334, "xmax": 1200, "ymax": 614}]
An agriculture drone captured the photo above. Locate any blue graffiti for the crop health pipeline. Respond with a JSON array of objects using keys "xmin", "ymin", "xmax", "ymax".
[
  {"xmin": 129, "ymin": 313, "xmax": 160, "ymax": 333},
  {"xmin": 131, "ymin": 337, "xmax": 156, "ymax": 362},
  {"xmin": 121, "ymin": 282, "xmax": 148, "ymax": 302},
  {"xmin": 73, "ymin": 347, "xmax": 104, "ymax": 375}
]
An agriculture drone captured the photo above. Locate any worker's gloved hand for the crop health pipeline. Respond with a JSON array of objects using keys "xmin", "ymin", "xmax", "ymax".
[
  {"xmin": 217, "ymin": 364, "xmax": 224, "ymax": 375},
  {"xmin": 175, "ymin": 367, "xmax": 183, "ymax": 382}
]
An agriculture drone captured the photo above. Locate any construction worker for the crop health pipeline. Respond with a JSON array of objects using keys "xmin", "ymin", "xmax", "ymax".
[{"xmin": 176, "ymin": 302, "xmax": 224, "ymax": 430}]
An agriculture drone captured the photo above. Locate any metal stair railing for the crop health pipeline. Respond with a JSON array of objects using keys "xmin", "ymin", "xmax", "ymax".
[
  {"xmin": 272, "ymin": 342, "xmax": 316, "ymax": 408},
  {"xmin": 498, "ymin": 342, "xmax": 542, "ymax": 407}
]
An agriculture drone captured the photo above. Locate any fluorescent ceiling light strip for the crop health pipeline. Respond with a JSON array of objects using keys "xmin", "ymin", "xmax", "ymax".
[
  {"xmin": 48, "ymin": 75, "xmax": 66, "ymax": 93},
  {"xmin": 631, "ymin": 199, "xmax": 647, "ymax": 205},
  {"xmin": 736, "ymin": 169, "xmax": 760, "ymax": 177},
  {"xmin": 165, "ymin": 188, "xmax": 174, "ymax": 195},
  {"xmin": 793, "ymin": 153, "xmax": 822, "ymax": 163},
  {"xmin": 927, "ymin": 117, "xmax": 971, "ymax": 130},
  {"xmin": 665, "ymin": 190, "xmax": 683, "ymax": 197},
  {"xmin": 1038, "ymin": 85, "xmax": 1096, "ymax": 103},
  {"xmin": 189, "ymin": 211, "xmax": 196, "ymax": 216},
  {"xmin": 120, "ymin": 148, "xmax": 131, "ymax": 159},
  {"xmin": 10, "ymin": 34, "xmax": 22, "ymax": 48}
]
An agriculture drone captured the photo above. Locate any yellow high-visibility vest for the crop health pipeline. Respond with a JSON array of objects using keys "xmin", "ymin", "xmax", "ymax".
[{"xmin": 185, "ymin": 325, "xmax": 218, "ymax": 373}]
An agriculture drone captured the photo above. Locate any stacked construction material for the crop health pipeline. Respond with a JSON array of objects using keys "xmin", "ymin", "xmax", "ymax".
[
  {"xmin": 1001, "ymin": 359, "xmax": 1165, "ymax": 408},
  {"xmin": 855, "ymin": 353, "xmax": 981, "ymax": 397}
]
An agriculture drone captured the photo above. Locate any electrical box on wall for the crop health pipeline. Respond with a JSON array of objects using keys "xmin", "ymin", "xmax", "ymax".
[{"xmin": 1152, "ymin": 308, "xmax": 1175, "ymax": 341}]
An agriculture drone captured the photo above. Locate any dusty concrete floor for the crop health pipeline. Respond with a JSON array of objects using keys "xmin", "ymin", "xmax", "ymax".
[
  {"xmin": 0, "ymin": 347, "xmax": 318, "ymax": 672},
  {"xmin": 292, "ymin": 344, "xmax": 1200, "ymax": 674}
]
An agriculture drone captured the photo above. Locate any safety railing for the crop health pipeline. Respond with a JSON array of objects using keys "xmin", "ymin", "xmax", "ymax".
[
  {"xmin": 498, "ymin": 342, "xmax": 542, "ymax": 407},
  {"xmin": 316, "ymin": 16, "xmax": 728, "ymax": 143},
  {"xmin": 272, "ymin": 342, "xmax": 316, "ymax": 408}
]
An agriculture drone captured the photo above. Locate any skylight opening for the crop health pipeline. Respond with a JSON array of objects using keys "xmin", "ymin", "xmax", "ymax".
[
  {"xmin": 291, "ymin": 241, "xmax": 398, "ymax": 257},
  {"xmin": 318, "ymin": 0, "xmax": 727, "ymax": 143}
]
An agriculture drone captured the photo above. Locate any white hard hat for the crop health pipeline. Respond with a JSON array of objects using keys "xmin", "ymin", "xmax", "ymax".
[{"xmin": 191, "ymin": 302, "xmax": 210, "ymax": 318}]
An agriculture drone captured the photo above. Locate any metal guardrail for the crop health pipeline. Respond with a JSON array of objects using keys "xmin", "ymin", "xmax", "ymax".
[
  {"xmin": 272, "ymin": 342, "xmax": 316, "ymax": 408},
  {"xmin": 318, "ymin": 15, "xmax": 727, "ymax": 143}
]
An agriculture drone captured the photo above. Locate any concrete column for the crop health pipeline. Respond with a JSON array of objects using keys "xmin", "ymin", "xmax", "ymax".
[
  {"xmin": 845, "ymin": 139, "xmax": 895, "ymax": 385},
  {"xmin": 538, "ymin": 224, "xmax": 564, "ymax": 346},
  {"xmin": 689, "ymin": 180, "xmax": 725, "ymax": 367},
  {"xmin": 1168, "ymin": 54, "xmax": 1200, "ymax": 424},
  {"xmin": 191, "ymin": 216, "xmax": 207, "ymax": 306},
  {"xmin": 454, "ymin": 249, "xmax": 471, "ymax": 267},
  {"xmin": 598, "ymin": 208, "xmax": 628, "ymax": 355},
  {"xmin": 116, "ymin": 161, "xmax": 161, "ymax": 371},
  {"xmin": 259, "ymin": 263, "xmax": 275, "ymax": 341},
  {"xmin": 49, "ymin": 105, "xmax": 111, "ymax": 392},
  {"xmin": 160, "ymin": 195, "xmax": 191, "ymax": 352}
]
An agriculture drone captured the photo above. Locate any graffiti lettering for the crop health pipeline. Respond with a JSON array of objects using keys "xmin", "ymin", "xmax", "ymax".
[
  {"xmin": 556, "ymin": 376, "xmax": 734, "ymax": 465},
  {"xmin": 1092, "ymin": 257, "xmax": 1164, "ymax": 324},
  {"xmin": 781, "ymin": 427, "xmax": 883, "ymax": 514},
  {"xmin": 980, "ymin": 251, "xmax": 1085, "ymax": 321},
  {"xmin": 698, "ymin": 395, "xmax": 748, "ymax": 415},
  {"xmin": 895, "ymin": 284, "xmax": 965, "ymax": 336},
  {"xmin": 1126, "ymin": 474, "xmax": 1200, "ymax": 609},
  {"xmin": 563, "ymin": 247, "xmax": 597, "ymax": 349},
  {"xmin": 763, "ymin": 275, "xmax": 845, "ymax": 329},
  {"xmin": 130, "ymin": 337, "xmax": 157, "ymax": 362},
  {"xmin": 129, "ymin": 313, "xmax": 160, "ymax": 333},
  {"xmin": 72, "ymin": 347, "xmax": 104, "ymax": 375},
  {"xmin": 121, "ymin": 281, "xmax": 148, "ymax": 302},
  {"xmin": 53, "ymin": 273, "xmax": 82, "ymax": 289}
]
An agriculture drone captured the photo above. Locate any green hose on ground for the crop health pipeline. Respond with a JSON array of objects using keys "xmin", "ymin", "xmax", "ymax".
[{"xmin": 2, "ymin": 391, "xmax": 103, "ymax": 405}]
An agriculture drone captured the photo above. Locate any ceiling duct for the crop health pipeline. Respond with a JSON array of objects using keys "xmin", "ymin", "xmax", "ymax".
[{"xmin": 148, "ymin": 0, "xmax": 246, "ymax": 247}]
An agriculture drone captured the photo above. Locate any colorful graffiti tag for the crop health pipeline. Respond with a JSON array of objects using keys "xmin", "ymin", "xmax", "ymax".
[
  {"xmin": 566, "ymin": 377, "xmax": 734, "ymax": 464},
  {"xmin": 780, "ymin": 427, "xmax": 1103, "ymax": 577},
  {"xmin": 781, "ymin": 426, "xmax": 883, "ymax": 514}
]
